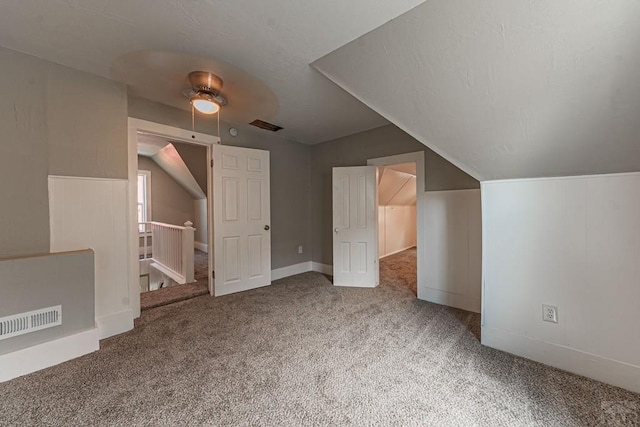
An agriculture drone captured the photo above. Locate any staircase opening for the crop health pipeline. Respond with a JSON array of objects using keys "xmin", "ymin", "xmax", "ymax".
[{"xmin": 136, "ymin": 133, "xmax": 211, "ymax": 310}]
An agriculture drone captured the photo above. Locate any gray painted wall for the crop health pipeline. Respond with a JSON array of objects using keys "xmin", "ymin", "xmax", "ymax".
[
  {"xmin": 138, "ymin": 156, "xmax": 195, "ymax": 227},
  {"xmin": 310, "ymin": 124, "xmax": 479, "ymax": 264},
  {"xmin": 128, "ymin": 97, "xmax": 312, "ymax": 269},
  {"xmin": 0, "ymin": 46, "xmax": 127, "ymax": 258},
  {"xmin": 0, "ymin": 48, "xmax": 50, "ymax": 258},
  {"xmin": 173, "ymin": 142, "xmax": 207, "ymax": 195},
  {"xmin": 0, "ymin": 47, "xmax": 126, "ymax": 357},
  {"xmin": 0, "ymin": 250, "xmax": 95, "ymax": 355}
]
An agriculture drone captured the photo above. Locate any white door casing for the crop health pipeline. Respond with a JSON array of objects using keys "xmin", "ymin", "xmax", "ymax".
[
  {"xmin": 332, "ymin": 166, "xmax": 379, "ymax": 287},
  {"xmin": 213, "ymin": 145, "xmax": 271, "ymax": 296}
]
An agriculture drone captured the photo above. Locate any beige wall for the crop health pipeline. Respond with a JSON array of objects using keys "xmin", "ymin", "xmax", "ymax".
[
  {"xmin": 193, "ymin": 199, "xmax": 208, "ymax": 245},
  {"xmin": 0, "ymin": 46, "xmax": 127, "ymax": 259},
  {"xmin": 138, "ymin": 156, "xmax": 195, "ymax": 227},
  {"xmin": 128, "ymin": 97, "xmax": 312, "ymax": 270},
  {"xmin": 310, "ymin": 124, "xmax": 479, "ymax": 264},
  {"xmin": 378, "ymin": 206, "xmax": 416, "ymax": 258}
]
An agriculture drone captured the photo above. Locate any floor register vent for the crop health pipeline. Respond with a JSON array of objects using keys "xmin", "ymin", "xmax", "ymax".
[{"xmin": 0, "ymin": 305, "xmax": 62, "ymax": 340}]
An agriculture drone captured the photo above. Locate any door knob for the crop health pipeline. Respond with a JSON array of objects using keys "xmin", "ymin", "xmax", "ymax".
[
  {"xmin": 264, "ymin": 225, "xmax": 270, "ymax": 231},
  {"xmin": 334, "ymin": 228, "xmax": 339, "ymax": 233}
]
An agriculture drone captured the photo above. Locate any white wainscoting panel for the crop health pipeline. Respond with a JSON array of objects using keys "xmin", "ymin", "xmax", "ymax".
[
  {"xmin": 49, "ymin": 176, "xmax": 133, "ymax": 339},
  {"xmin": 482, "ymin": 173, "xmax": 640, "ymax": 393},
  {"xmin": 423, "ymin": 189, "xmax": 482, "ymax": 313}
]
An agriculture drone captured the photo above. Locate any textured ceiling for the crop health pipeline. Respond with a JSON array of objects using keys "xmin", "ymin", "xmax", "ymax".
[
  {"xmin": 314, "ymin": 0, "xmax": 640, "ymax": 180},
  {"xmin": 0, "ymin": 0, "xmax": 428, "ymax": 144},
  {"xmin": 112, "ymin": 50, "xmax": 280, "ymax": 126}
]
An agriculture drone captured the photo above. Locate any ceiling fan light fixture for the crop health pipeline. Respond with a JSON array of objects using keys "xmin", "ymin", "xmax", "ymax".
[{"xmin": 191, "ymin": 93, "xmax": 220, "ymax": 115}]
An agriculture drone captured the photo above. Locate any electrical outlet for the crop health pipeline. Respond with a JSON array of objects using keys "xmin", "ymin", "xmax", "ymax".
[
  {"xmin": 542, "ymin": 304, "xmax": 558, "ymax": 323},
  {"xmin": 298, "ymin": 245, "xmax": 303, "ymax": 254}
]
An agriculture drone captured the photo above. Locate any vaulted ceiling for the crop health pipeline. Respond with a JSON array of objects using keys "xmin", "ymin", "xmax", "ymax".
[
  {"xmin": 0, "ymin": 0, "xmax": 427, "ymax": 144},
  {"xmin": 314, "ymin": 0, "xmax": 640, "ymax": 180},
  {"xmin": 3, "ymin": 1, "xmax": 638, "ymax": 179}
]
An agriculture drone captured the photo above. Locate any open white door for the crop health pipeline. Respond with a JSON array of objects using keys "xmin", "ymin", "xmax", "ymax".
[
  {"xmin": 332, "ymin": 166, "xmax": 379, "ymax": 287},
  {"xmin": 213, "ymin": 145, "xmax": 271, "ymax": 296}
]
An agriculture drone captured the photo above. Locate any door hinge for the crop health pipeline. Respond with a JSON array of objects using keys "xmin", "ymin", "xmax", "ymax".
[
  {"xmin": 211, "ymin": 159, "xmax": 214, "ymax": 167},
  {"xmin": 212, "ymin": 270, "xmax": 215, "ymax": 279}
]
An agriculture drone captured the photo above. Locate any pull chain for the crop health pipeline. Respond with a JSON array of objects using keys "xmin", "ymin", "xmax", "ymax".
[
  {"xmin": 191, "ymin": 104, "xmax": 195, "ymax": 133},
  {"xmin": 217, "ymin": 108, "xmax": 221, "ymax": 144}
]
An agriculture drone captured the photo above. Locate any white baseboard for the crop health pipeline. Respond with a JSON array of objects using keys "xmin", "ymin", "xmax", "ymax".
[
  {"xmin": 380, "ymin": 245, "xmax": 416, "ymax": 259},
  {"xmin": 0, "ymin": 328, "xmax": 99, "ymax": 382},
  {"xmin": 311, "ymin": 262, "xmax": 333, "ymax": 276},
  {"xmin": 482, "ymin": 327, "xmax": 640, "ymax": 394},
  {"xmin": 96, "ymin": 309, "xmax": 134, "ymax": 339},
  {"xmin": 421, "ymin": 288, "xmax": 481, "ymax": 313},
  {"xmin": 194, "ymin": 241, "xmax": 208, "ymax": 253},
  {"xmin": 272, "ymin": 262, "xmax": 312, "ymax": 281},
  {"xmin": 268, "ymin": 261, "xmax": 333, "ymax": 281}
]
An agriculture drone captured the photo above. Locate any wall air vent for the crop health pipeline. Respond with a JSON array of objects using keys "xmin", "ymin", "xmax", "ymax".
[
  {"xmin": 249, "ymin": 119, "xmax": 283, "ymax": 132},
  {"xmin": 0, "ymin": 305, "xmax": 62, "ymax": 341}
]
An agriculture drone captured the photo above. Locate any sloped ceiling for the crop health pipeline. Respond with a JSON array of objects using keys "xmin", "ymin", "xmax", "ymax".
[
  {"xmin": 0, "ymin": 0, "xmax": 429, "ymax": 144},
  {"xmin": 378, "ymin": 168, "xmax": 416, "ymax": 206},
  {"xmin": 137, "ymin": 135, "xmax": 205, "ymax": 199},
  {"xmin": 314, "ymin": 0, "xmax": 640, "ymax": 180}
]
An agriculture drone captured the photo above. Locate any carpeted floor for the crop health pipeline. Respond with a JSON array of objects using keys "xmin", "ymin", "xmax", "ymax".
[
  {"xmin": 140, "ymin": 250, "xmax": 209, "ymax": 311},
  {"xmin": 1, "ymin": 249, "xmax": 639, "ymax": 426}
]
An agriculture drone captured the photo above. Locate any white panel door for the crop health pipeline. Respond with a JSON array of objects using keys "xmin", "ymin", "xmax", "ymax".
[
  {"xmin": 332, "ymin": 166, "xmax": 379, "ymax": 287},
  {"xmin": 213, "ymin": 145, "xmax": 271, "ymax": 296}
]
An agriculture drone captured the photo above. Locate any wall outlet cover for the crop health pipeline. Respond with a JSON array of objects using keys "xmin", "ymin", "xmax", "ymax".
[{"xmin": 542, "ymin": 304, "xmax": 558, "ymax": 323}]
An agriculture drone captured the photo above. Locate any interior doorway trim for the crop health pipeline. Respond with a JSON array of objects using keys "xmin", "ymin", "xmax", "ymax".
[
  {"xmin": 367, "ymin": 151, "xmax": 425, "ymax": 299},
  {"xmin": 127, "ymin": 118, "xmax": 220, "ymax": 319}
]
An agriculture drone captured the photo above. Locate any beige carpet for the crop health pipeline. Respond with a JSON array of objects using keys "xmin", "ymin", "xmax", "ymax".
[
  {"xmin": 1, "ymin": 249, "xmax": 639, "ymax": 426},
  {"xmin": 140, "ymin": 250, "xmax": 209, "ymax": 311}
]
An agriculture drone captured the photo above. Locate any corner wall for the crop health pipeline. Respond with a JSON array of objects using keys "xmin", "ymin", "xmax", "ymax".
[
  {"xmin": 0, "ymin": 46, "xmax": 127, "ymax": 259},
  {"xmin": 310, "ymin": 124, "xmax": 479, "ymax": 265},
  {"xmin": 482, "ymin": 173, "xmax": 640, "ymax": 393},
  {"xmin": 0, "ymin": 45, "xmax": 129, "ymax": 354},
  {"xmin": 138, "ymin": 156, "xmax": 196, "ymax": 226}
]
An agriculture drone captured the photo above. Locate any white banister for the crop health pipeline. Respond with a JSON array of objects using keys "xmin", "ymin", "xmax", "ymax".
[
  {"xmin": 141, "ymin": 221, "xmax": 196, "ymax": 285},
  {"xmin": 139, "ymin": 222, "xmax": 152, "ymax": 259},
  {"xmin": 182, "ymin": 221, "xmax": 195, "ymax": 284}
]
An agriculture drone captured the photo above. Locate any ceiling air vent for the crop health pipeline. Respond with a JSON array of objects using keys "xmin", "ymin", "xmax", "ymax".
[
  {"xmin": 249, "ymin": 119, "xmax": 283, "ymax": 132},
  {"xmin": 0, "ymin": 305, "xmax": 62, "ymax": 341}
]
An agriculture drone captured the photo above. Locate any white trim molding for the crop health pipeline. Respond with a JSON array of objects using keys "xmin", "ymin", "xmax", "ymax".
[
  {"xmin": 271, "ymin": 262, "xmax": 312, "ymax": 281},
  {"xmin": 0, "ymin": 328, "xmax": 99, "ymax": 382},
  {"xmin": 194, "ymin": 241, "xmax": 208, "ymax": 253},
  {"xmin": 96, "ymin": 309, "xmax": 134, "ymax": 339},
  {"xmin": 269, "ymin": 261, "xmax": 333, "ymax": 282},
  {"xmin": 311, "ymin": 262, "xmax": 333, "ymax": 276},
  {"xmin": 379, "ymin": 245, "xmax": 416, "ymax": 260},
  {"xmin": 483, "ymin": 328, "xmax": 640, "ymax": 394}
]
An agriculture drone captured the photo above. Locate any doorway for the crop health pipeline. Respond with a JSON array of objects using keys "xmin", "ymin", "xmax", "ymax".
[
  {"xmin": 330, "ymin": 152, "xmax": 425, "ymax": 297},
  {"xmin": 127, "ymin": 119, "xmax": 217, "ymax": 318},
  {"xmin": 127, "ymin": 119, "xmax": 273, "ymax": 317},
  {"xmin": 369, "ymin": 152, "xmax": 425, "ymax": 298},
  {"xmin": 376, "ymin": 162, "xmax": 418, "ymax": 295},
  {"xmin": 135, "ymin": 133, "xmax": 211, "ymax": 310}
]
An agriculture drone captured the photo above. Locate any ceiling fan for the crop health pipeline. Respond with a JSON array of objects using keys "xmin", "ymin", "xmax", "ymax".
[{"xmin": 183, "ymin": 71, "xmax": 228, "ymax": 115}]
